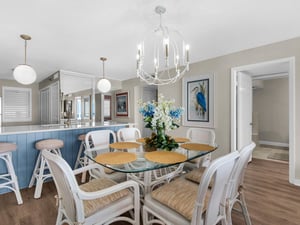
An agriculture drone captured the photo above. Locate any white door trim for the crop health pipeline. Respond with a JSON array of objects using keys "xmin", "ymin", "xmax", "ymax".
[{"xmin": 231, "ymin": 57, "xmax": 297, "ymax": 185}]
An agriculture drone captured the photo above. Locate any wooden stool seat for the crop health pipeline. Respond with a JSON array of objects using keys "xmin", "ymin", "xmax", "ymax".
[
  {"xmin": 0, "ymin": 142, "xmax": 23, "ymax": 204},
  {"xmin": 29, "ymin": 139, "xmax": 64, "ymax": 199},
  {"xmin": 35, "ymin": 139, "xmax": 64, "ymax": 150},
  {"xmin": 0, "ymin": 143, "xmax": 17, "ymax": 153}
]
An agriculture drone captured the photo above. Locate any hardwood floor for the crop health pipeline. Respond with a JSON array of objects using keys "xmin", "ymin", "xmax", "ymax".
[
  {"xmin": 0, "ymin": 158, "xmax": 299, "ymax": 225},
  {"xmin": 232, "ymin": 159, "xmax": 300, "ymax": 225}
]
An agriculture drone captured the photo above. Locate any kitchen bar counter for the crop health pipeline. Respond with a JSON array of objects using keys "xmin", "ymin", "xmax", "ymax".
[
  {"xmin": 0, "ymin": 121, "xmax": 127, "ymax": 135},
  {"xmin": 0, "ymin": 122, "xmax": 128, "ymax": 194}
]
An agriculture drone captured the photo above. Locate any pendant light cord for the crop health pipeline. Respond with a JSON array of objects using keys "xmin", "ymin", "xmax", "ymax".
[
  {"xmin": 100, "ymin": 57, "xmax": 107, "ymax": 79},
  {"xmin": 24, "ymin": 39, "xmax": 27, "ymax": 65},
  {"xmin": 102, "ymin": 60, "xmax": 105, "ymax": 79}
]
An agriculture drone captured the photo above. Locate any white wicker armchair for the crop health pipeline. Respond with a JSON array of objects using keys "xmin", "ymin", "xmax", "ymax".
[
  {"xmin": 143, "ymin": 151, "xmax": 239, "ymax": 225},
  {"xmin": 42, "ymin": 150, "xmax": 140, "ymax": 225}
]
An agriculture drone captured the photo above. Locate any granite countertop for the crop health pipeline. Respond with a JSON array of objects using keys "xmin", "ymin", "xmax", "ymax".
[{"xmin": 0, "ymin": 121, "xmax": 129, "ymax": 135}]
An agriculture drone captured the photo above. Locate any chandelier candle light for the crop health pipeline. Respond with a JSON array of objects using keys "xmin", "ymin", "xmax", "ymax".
[
  {"xmin": 136, "ymin": 6, "xmax": 190, "ymax": 85},
  {"xmin": 97, "ymin": 57, "xmax": 111, "ymax": 93},
  {"xmin": 13, "ymin": 34, "xmax": 37, "ymax": 85}
]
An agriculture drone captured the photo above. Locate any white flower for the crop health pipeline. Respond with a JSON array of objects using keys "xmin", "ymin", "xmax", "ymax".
[{"xmin": 139, "ymin": 94, "xmax": 184, "ymax": 132}]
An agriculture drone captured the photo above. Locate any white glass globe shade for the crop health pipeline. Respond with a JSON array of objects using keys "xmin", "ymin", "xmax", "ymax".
[
  {"xmin": 97, "ymin": 78, "xmax": 111, "ymax": 93},
  {"xmin": 13, "ymin": 64, "xmax": 37, "ymax": 85}
]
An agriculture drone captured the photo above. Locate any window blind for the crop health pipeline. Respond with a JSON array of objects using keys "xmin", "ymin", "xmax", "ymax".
[{"xmin": 3, "ymin": 87, "xmax": 32, "ymax": 122}]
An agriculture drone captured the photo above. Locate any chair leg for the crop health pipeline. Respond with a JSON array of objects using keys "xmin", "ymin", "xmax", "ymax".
[
  {"xmin": 143, "ymin": 205, "xmax": 165, "ymax": 225},
  {"xmin": 226, "ymin": 200, "xmax": 234, "ymax": 225},
  {"xmin": 56, "ymin": 205, "xmax": 65, "ymax": 225},
  {"xmin": 240, "ymin": 192, "xmax": 252, "ymax": 225},
  {"xmin": 3, "ymin": 153, "xmax": 23, "ymax": 205},
  {"xmin": 202, "ymin": 153, "xmax": 211, "ymax": 167},
  {"xmin": 80, "ymin": 155, "xmax": 88, "ymax": 183}
]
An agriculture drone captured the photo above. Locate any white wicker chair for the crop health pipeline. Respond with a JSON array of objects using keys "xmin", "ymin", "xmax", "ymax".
[
  {"xmin": 143, "ymin": 151, "xmax": 239, "ymax": 225},
  {"xmin": 42, "ymin": 150, "xmax": 140, "ymax": 225},
  {"xmin": 117, "ymin": 127, "xmax": 143, "ymax": 152},
  {"xmin": 185, "ymin": 128, "xmax": 216, "ymax": 170},
  {"xmin": 117, "ymin": 127, "xmax": 141, "ymax": 142},
  {"xmin": 85, "ymin": 130, "xmax": 126, "ymax": 183},
  {"xmin": 225, "ymin": 142, "xmax": 256, "ymax": 225}
]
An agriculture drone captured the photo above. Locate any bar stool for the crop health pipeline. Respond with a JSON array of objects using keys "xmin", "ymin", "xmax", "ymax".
[
  {"xmin": 0, "ymin": 143, "xmax": 23, "ymax": 204},
  {"xmin": 29, "ymin": 139, "xmax": 64, "ymax": 199},
  {"xmin": 74, "ymin": 134, "xmax": 86, "ymax": 169},
  {"xmin": 74, "ymin": 134, "xmax": 88, "ymax": 183}
]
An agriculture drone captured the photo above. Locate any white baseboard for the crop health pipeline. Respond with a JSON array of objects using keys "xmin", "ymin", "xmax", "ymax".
[
  {"xmin": 290, "ymin": 178, "xmax": 300, "ymax": 186},
  {"xmin": 259, "ymin": 140, "xmax": 289, "ymax": 148}
]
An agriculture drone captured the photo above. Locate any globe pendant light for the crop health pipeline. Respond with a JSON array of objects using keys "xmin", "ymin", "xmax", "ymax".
[
  {"xmin": 136, "ymin": 6, "xmax": 190, "ymax": 85},
  {"xmin": 97, "ymin": 57, "xmax": 111, "ymax": 93},
  {"xmin": 13, "ymin": 34, "xmax": 37, "ymax": 85}
]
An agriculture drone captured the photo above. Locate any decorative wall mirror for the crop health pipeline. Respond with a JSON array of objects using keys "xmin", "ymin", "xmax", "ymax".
[{"xmin": 60, "ymin": 70, "xmax": 96, "ymax": 122}]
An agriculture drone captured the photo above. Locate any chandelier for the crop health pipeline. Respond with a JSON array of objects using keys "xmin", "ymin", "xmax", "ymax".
[
  {"xmin": 136, "ymin": 6, "xmax": 190, "ymax": 85},
  {"xmin": 97, "ymin": 57, "xmax": 111, "ymax": 93},
  {"xmin": 13, "ymin": 34, "xmax": 37, "ymax": 85}
]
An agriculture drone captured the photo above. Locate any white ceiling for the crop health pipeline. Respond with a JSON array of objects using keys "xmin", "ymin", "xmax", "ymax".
[
  {"xmin": 243, "ymin": 61, "xmax": 289, "ymax": 79},
  {"xmin": 1, "ymin": 0, "xmax": 300, "ymax": 83}
]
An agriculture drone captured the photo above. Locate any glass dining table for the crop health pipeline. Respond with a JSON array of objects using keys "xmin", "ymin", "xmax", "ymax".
[{"xmin": 85, "ymin": 139, "xmax": 217, "ymax": 194}]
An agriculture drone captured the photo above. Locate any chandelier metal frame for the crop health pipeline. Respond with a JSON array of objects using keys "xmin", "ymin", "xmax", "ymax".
[{"xmin": 136, "ymin": 6, "xmax": 190, "ymax": 85}]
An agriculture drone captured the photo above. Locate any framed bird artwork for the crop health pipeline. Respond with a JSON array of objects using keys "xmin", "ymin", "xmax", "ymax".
[{"xmin": 182, "ymin": 74, "xmax": 214, "ymax": 128}]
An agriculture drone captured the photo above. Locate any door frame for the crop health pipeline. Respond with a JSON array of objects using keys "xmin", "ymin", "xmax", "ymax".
[{"xmin": 231, "ymin": 57, "xmax": 296, "ymax": 185}]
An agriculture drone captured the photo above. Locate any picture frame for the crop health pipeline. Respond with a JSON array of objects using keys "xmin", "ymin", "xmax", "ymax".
[
  {"xmin": 116, "ymin": 91, "xmax": 129, "ymax": 117},
  {"xmin": 182, "ymin": 74, "xmax": 214, "ymax": 128}
]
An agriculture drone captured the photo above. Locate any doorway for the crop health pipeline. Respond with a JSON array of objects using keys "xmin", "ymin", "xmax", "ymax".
[
  {"xmin": 231, "ymin": 57, "xmax": 296, "ymax": 184},
  {"xmin": 252, "ymin": 77, "xmax": 289, "ymax": 163}
]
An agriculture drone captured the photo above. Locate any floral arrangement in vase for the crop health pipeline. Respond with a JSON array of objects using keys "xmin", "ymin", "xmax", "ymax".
[{"xmin": 139, "ymin": 94, "xmax": 184, "ymax": 151}]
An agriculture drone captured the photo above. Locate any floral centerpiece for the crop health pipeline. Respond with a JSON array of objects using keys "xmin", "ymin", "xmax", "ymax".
[{"xmin": 139, "ymin": 94, "xmax": 184, "ymax": 151}]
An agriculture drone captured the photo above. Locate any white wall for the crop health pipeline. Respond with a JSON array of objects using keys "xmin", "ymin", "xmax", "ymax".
[{"xmin": 253, "ymin": 78, "xmax": 289, "ymax": 144}]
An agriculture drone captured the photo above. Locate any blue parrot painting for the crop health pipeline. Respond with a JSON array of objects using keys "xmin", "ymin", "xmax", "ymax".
[
  {"xmin": 191, "ymin": 81, "xmax": 207, "ymax": 117},
  {"xmin": 197, "ymin": 91, "xmax": 206, "ymax": 112}
]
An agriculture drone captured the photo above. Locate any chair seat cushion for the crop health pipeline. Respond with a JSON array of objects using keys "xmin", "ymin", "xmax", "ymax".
[
  {"xmin": 80, "ymin": 177, "xmax": 130, "ymax": 217},
  {"xmin": 185, "ymin": 167, "xmax": 206, "ymax": 184},
  {"xmin": 151, "ymin": 178, "xmax": 210, "ymax": 221},
  {"xmin": 104, "ymin": 167, "xmax": 115, "ymax": 174},
  {"xmin": 185, "ymin": 167, "xmax": 214, "ymax": 188}
]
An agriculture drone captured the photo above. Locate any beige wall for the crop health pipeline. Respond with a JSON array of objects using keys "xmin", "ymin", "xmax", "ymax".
[
  {"xmin": 158, "ymin": 37, "xmax": 300, "ymax": 179},
  {"xmin": 0, "ymin": 79, "xmax": 40, "ymax": 126},
  {"xmin": 253, "ymin": 78, "xmax": 289, "ymax": 144}
]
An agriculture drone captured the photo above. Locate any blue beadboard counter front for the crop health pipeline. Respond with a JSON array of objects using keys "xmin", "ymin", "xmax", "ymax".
[{"xmin": 0, "ymin": 122, "xmax": 128, "ymax": 194}]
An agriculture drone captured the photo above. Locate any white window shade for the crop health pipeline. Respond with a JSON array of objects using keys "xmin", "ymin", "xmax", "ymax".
[{"xmin": 3, "ymin": 87, "xmax": 32, "ymax": 122}]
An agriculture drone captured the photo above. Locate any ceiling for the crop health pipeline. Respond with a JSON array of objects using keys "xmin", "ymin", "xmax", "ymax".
[
  {"xmin": 243, "ymin": 61, "xmax": 289, "ymax": 79},
  {"xmin": 1, "ymin": 0, "xmax": 300, "ymax": 83}
]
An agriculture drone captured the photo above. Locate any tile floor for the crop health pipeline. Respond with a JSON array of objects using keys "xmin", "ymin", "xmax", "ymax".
[{"xmin": 252, "ymin": 144, "xmax": 289, "ymax": 163}]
